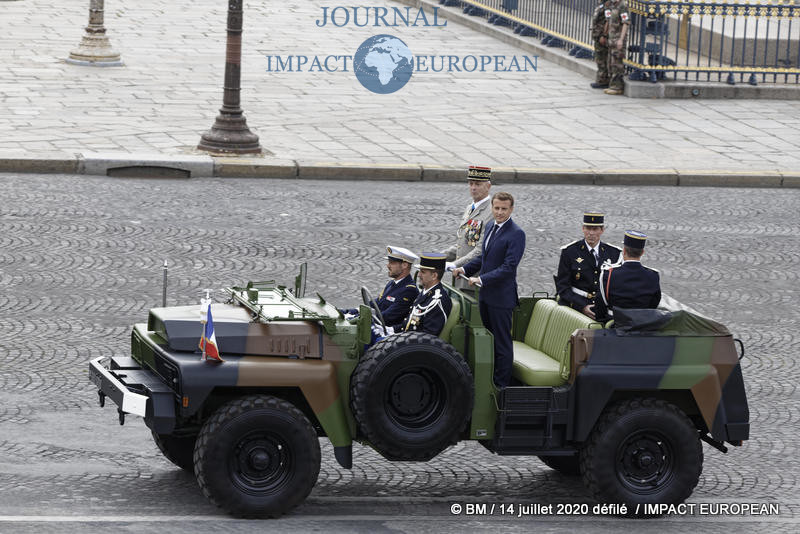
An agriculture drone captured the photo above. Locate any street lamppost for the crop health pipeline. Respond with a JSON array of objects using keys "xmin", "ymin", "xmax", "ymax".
[
  {"xmin": 197, "ymin": 0, "xmax": 262, "ymax": 155},
  {"xmin": 66, "ymin": 0, "xmax": 122, "ymax": 66}
]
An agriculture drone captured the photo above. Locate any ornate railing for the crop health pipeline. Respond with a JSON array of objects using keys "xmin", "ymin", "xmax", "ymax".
[{"xmin": 444, "ymin": 0, "xmax": 800, "ymax": 83}]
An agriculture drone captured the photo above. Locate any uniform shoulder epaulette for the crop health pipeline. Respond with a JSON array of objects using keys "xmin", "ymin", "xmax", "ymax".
[
  {"xmin": 560, "ymin": 239, "xmax": 582, "ymax": 251},
  {"xmin": 645, "ymin": 265, "xmax": 660, "ymax": 273},
  {"xmin": 604, "ymin": 242, "xmax": 621, "ymax": 251},
  {"xmin": 405, "ymin": 283, "xmax": 417, "ymax": 288}
]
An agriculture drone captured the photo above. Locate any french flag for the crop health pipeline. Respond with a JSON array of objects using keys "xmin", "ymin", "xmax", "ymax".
[{"xmin": 199, "ymin": 301, "xmax": 223, "ymax": 361}]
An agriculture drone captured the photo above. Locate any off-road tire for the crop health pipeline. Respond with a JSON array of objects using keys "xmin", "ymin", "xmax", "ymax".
[
  {"xmin": 350, "ymin": 331, "xmax": 473, "ymax": 461},
  {"xmin": 580, "ymin": 398, "xmax": 703, "ymax": 516},
  {"xmin": 538, "ymin": 454, "xmax": 581, "ymax": 476},
  {"xmin": 193, "ymin": 395, "xmax": 321, "ymax": 518},
  {"xmin": 151, "ymin": 431, "xmax": 196, "ymax": 472}
]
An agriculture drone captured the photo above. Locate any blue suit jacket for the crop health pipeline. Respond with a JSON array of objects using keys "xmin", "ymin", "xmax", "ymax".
[{"xmin": 463, "ymin": 218, "xmax": 526, "ymax": 308}]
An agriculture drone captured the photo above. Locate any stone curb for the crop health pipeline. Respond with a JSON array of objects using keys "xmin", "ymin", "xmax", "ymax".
[
  {"xmin": 400, "ymin": 0, "xmax": 800, "ymax": 100},
  {"xmin": 2, "ymin": 152, "xmax": 796, "ymax": 187},
  {"xmin": 297, "ymin": 162, "xmax": 422, "ymax": 181},
  {"xmin": 0, "ymin": 153, "xmax": 80, "ymax": 174},
  {"xmin": 80, "ymin": 152, "xmax": 215, "ymax": 178},
  {"xmin": 214, "ymin": 157, "xmax": 298, "ymax": 179}
]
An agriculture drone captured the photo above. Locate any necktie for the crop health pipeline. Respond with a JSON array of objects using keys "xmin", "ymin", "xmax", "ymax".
[
  {"xmin": 593, "ymin": 248, "xmax": 600, "ymax": 265},
  {"xmin": 471, "ymin": 203, "xmax": 475, "ymax": 212},
  {"xmin": 485, "ymin": 224, "xmax": 497, "ymax": 248}
]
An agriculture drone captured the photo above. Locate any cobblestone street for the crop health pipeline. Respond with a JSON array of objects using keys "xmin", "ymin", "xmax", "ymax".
[{"xmin": 0, "ymin": 174, "xmax": 797, "ymax": 532}]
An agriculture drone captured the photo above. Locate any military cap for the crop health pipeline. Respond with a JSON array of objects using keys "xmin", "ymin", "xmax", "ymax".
[
  {"xmin": 624, "ymin": 230, "xmax": 647, "ymax": 249},
  {"xmin": 583, "ymin": 211, "xmax": 605, "ymax": 226},
  {"xmin": 418, "ymin": 252, "xmax": 448, "ymax": 271},
  {"xmin": 467, "ymin": 165, "xmax": 492, "ymax": 181},
  {"xmin": 386, "ymin": 246, "xmax": 419, "ymax": 264}
]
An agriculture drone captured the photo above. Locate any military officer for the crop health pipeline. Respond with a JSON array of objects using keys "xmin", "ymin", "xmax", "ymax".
[
  {"xmin": 590, "ymin": 0, "xmax": 610, "ymax": 89},
  {"xmin": 442, "ymin": 165, "xmax": 494, "ymax": 291},
  {"xmin": 555, "ymin": 212, "xmax": 621, "ymax": 321},
  {"xmin": 597, "ymin": 230, "xmax": 661, "ymax": 317},
  {"xmin": 400, "ymin": 253, "xmax": 453, "ymax": 336},
  {"xmin": 603, "ymin": 0, "xmax": 630, "ymax": 95},
  {"xmin": 342, "ymin": 246, "xmax": 419, "ymax": 327}
]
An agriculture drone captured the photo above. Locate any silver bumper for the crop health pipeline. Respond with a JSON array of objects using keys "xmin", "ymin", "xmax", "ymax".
[{"xmin": 88, "ymin": 356, "xmax": 148, "ymax": 417}]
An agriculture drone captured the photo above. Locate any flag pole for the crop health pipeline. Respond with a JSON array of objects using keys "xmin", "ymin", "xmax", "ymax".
[{"xmin": 200, "ymin": 289, "xmax": 211, "ymax": 361}]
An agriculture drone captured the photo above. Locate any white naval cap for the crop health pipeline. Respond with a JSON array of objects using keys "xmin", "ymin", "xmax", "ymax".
[{"xmin": 385, "ymin": 246, "xmax": 419, "ymax": 264}]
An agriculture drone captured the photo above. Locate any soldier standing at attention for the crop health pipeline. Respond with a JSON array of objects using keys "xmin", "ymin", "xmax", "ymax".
[
  {"xmin": 604, "ymin": 0, "xmax": 630, "ymax": 95},
  {"xmin": 597, "ymin": 231, "xmax": 661, "ymax": 318},
  {"xmin": 555, "ymin": 212, "xmax": 620, "ymax": 321},
  {"xmin": 590, "ymin": 0, "xmax": 610, "ymax": 89},
  {"xmin": 443, "ymin": 165, "xmax": 494, "ymax": 293}
]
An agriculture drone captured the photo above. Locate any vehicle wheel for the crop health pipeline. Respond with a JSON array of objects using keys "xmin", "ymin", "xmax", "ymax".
[
  {"xmin": 350, "ymin": 331, "xmax": 473, "ymax": 461},
  {"xmin": 580, "ymin": 398, "xmax": 703, "ymax": 515},
  {"xmin": 538, "ymin": 454, "xmax": 581, "ymax": 476},
  {"xmin": 194, "ymin": 395, "xmax": 321, "ymax": 518},
  {"xmin": 151, "ymin": 430, "xmax": 196, "ymax": 472}
]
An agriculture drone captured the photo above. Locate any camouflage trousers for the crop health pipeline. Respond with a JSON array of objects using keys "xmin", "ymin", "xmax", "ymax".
[
  {"xmin": 594, "ymin": 40, "xmax": 609, "ymax": 84},
  {"xmin": 607, "ymin": 43, "xmax": 626, "ymax": 90}
]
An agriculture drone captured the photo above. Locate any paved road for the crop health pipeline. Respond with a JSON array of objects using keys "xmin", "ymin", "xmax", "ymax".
[
  {"xmin": 1, "ymin": 0, "xmax": 800, "ymax": 175},
  {"xmin": 0, "ymin": 174, "xmax": 798, "ymax": 533}
]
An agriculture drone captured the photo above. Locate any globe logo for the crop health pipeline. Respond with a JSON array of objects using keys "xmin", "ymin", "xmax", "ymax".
[{"xmin": 353, "ymin": 34, "xmax": 414, "ymax": 94}]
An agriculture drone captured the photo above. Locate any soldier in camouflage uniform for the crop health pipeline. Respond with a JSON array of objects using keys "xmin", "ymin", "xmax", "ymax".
[
  {"xmin": 590, "ymin": 0, "xmax": 610, "ymax": 89},
  {"xmin": 604, "ymin": 0, "xmax": 630, "ymax": 95}
]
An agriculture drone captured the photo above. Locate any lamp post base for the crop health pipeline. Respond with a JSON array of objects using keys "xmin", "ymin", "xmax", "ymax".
[
  {"xmin": 197, "ymin": 113, "xmax": 262, "ymax": 155},
  {"xmin": 67, "ymin": 34, "xmax": 121, "ymax": 66},
  {"xmin": 67, "ymin": 1, "xmax": 122, "ymax": 67}
]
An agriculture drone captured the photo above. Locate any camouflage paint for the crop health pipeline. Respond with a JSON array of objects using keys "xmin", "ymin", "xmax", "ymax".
[
  {"xmin": 238, "ymin": 357, "xmax": 351, "ymax": 447},
  {"xmin": 570, "ymin": 327, "xmax": 748, "ymax": 443}
]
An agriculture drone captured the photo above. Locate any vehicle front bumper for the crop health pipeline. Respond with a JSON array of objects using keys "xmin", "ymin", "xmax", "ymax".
[{"xmin": 89, "ymin": 356, "xmax": 176, "ymax": 433}]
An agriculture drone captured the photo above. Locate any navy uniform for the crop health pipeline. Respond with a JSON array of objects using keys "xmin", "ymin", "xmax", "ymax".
[
  {"xmin": 443, "ymin": 165, "xmax": 495, "ymax": 290},
  {"xmin": 401, "ymin": 253, "xmax": 452, "ymax": 336},
  {"xmin": 555, "ymin": 212, "xmax": 620, "ymax": 320},
  {"xmin": 343, "ymin": 246, "xmax": 419, "ymax": 325},
  {"xmin": 598, "ymin": 231, "xmax": 661, "ymax": 316}
]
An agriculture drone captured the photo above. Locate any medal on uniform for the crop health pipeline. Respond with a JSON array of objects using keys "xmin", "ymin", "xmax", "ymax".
[{"xmin": 465, "ymin": 219, "xmax": 483, "ymax": 246}]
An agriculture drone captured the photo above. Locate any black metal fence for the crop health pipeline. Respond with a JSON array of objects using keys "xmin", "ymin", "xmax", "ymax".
[{"xmin": 443, "ymin": 0, "xmax": 800, "ymax": 84}]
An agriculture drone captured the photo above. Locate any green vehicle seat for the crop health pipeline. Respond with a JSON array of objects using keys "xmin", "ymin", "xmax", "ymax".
[
  {"xmin": 512, "ymin": 299, "xmax": 602, "ymax": 386},
  {"xmin": 439, "ymin": 298, "xmax": 461, "ymax": 343}
]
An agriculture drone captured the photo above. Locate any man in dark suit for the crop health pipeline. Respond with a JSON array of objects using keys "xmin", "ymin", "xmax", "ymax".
[
  {"xmin": 597, "ymin": 230, "xmax": 661, "ymax": 317},
  {"xmin": 453, "ymin": 192, "xmax": 526, "ymax": 388},
  {"xmin": 341, "ymin": 246, "xmax": 419, "ymax": 327},
  {"xmin": 398, "ymin": 253, "xmax": 453, "ymax": 336},
  {"xmin": 555, "ymin": 211, "xmax": 621, "ymax": 321}
]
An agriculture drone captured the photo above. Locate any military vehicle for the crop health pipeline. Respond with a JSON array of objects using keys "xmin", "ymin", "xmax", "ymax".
[{"xmin": 89, "ymin": 265, "xmax": 749, "ymax": 518}]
